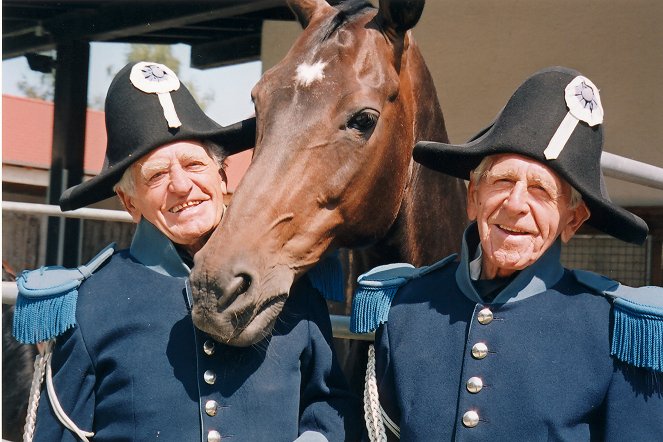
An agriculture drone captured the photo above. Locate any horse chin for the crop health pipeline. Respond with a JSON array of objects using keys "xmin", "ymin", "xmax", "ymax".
[{"xmin": 192, "ymin": 293, "xmax": 288, "ymax": 347}]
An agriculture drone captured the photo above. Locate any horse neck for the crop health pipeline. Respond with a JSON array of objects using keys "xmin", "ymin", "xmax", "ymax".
[{"xmin": 366, "ymin": 40, "xmax": 469, "ymax": 267}]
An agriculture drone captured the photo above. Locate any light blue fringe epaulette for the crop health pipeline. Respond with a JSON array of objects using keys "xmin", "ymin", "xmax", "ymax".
[
  {"xmin": 350, "ymin": 254, "xmax": 457, "ymax": 334},
  {"xmin": 13, "ymin": 243, "xmax": 116, "ymax": 344},
  {"xmin": 573, "ymin": 269, "xmax": 663, "ymax": 372},
  {"xmin": 307, "ymin": 250, "xmax": 345, "ymax": 302}
]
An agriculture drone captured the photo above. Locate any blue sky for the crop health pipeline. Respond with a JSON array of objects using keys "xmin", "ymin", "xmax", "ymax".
[{"xmin": 2, "ymin": 42, "xmax": 261, "ymax": 125}]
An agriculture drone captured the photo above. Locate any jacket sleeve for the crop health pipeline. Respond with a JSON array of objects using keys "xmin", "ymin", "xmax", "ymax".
[
  {"xmin": 298, "ymin": 289, "xmax": 362, "ymax": 442},
  {"xmin": 601, "ymin": 360, "xmax": 663, "ymax": 440},
  {"xmin": 33, "ymin": 326, "xmax": 96, "ymax": 442}
]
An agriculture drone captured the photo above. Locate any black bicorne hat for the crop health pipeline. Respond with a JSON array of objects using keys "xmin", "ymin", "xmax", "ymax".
[
  {"xmin": 59, "ymin": 61, "xmax": 256, "ymax": 211},
  {"xmin": 414, "ymin": 66, "xmax": 648, "ymax": 244}
]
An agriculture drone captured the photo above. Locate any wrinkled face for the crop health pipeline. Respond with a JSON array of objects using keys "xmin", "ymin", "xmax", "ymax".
[
  {"xmin": 117, "ymin": 141, "xmax": 227, "ymax": 255},
  {"xmin": 467, "ymin": 154, "xmax": 590, "ymax": 278}
]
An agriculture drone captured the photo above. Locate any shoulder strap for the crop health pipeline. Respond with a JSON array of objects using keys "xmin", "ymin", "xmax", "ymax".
[
  {"xmin": 573, "ymin": 269, "xmax": 663, "ymax": 372},
  {"xmin": 350, "ymin": 255, "xmax": 456, "ymax": 334},
  {"xmin": 13, "ymin": 243, "xmax": 116, "ymax": 344}
]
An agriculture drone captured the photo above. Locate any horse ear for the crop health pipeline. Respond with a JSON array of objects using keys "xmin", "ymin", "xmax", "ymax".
[
  {"xmin": 287, "ymin": 0, "xmax": 334, "ymax": 28},
  {"xmin": 377, "ymin": 0, "xmax": 425, "ymax": 34}
]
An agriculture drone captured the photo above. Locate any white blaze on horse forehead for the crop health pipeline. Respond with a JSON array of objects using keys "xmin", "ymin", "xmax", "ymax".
[{"xmin": 295, "ymin": 60, "xmax": 328, "ymax": 87}]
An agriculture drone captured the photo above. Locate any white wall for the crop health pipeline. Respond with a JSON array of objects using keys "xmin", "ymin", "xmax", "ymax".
[{"xmin": 262, "ymin": 0, "xmax": 662, "ymax": 206}]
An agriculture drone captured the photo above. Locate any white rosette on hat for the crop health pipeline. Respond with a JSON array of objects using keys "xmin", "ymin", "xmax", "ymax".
[
  {"xmin": 544, "ymin": 76, "xmax": 604, "ymax": 160},
  {"xmin": 129, "ymin": 61, "xmax": 182, "ymax": 128}
]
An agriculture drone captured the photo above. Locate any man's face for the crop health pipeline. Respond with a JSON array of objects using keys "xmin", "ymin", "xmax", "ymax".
[
  {"xmin": 467, "ymin": 154, "xmax": 590, "ymax": 279},
  {"xmin": 118, "ymin": 141, "xmax": 227, "ymax": 254}
]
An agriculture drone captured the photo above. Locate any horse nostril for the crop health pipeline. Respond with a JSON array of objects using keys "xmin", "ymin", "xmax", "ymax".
[{"xmin": 226, "ymin": 273, "xmax": 252, "ymax": 299}]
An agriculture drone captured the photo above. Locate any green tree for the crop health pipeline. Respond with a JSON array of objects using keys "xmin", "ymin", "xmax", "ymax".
[
  {"xmin": 126, "ymin": 44, "xmax": 181, "ymax": 74},
  {"xmin": 125, "ymin": 44, "xmax": 213, "ymax": 111},
  {"xmin": 16, "ymin": 44, "xmax": 213, "ymax": 111},
  {"xmin": 17, "ymin": 73, "xmax": 54, "ymax": 101}
]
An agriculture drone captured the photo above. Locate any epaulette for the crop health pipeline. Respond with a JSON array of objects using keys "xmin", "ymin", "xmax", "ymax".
[
  {"xmin": 573, "ymin": 269, "xmax": 663, "ymax": 372},
  {"xmin": 13, "ymin": 243, "xmax": 116, "ymax": 344},
  {"xmin": 350, "ymin": 254, "xmax": 457, "ymax": 334},
  {"xmin": 306, "ymin": 250, "xmax": 345, "ymax": 302}
]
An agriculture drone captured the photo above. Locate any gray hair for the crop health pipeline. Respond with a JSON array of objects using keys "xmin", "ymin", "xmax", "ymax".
[
  {"xmin": 469, "ymin": 156, "xmax": 583, "ymax": 209},
  {"xmin": 113, "ymin": 140, "xmax": 227, "ymax": 198}
]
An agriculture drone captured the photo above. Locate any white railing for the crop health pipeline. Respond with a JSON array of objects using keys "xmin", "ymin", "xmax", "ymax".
[
  {"xmin": 601, "ymin": 152, "xmax": 663, "ymax": 190},
  {"xmin": 2, "ymin": 150, "xmax": 662, "ymax": 342},
  {"xmin": 2, "ymin": 277, "xmax": 373, "ymax": 341}
]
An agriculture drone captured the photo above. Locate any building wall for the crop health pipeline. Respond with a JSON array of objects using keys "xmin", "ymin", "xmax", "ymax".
[{"xmin": 261, "ymin": 0, "xmax": 663, "ymax": 206}]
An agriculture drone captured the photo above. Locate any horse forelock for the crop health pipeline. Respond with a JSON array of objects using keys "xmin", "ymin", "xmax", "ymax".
[{"xmin": 318, "ymin": 0, "xmax": 374, "ymax": 42}]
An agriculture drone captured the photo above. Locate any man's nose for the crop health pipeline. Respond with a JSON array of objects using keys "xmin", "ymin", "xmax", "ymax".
[
  {"xmin": 503, "ymin": 182, "xmax": 529, "ymax": 213},
  {"xmin": 168, "ymin": 167, "xmax": 193, "ymax": 193}
]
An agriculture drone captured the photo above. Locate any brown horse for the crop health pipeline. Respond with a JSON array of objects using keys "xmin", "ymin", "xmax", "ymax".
[{"xmin": 190, "ymin": 0, "xmax": 467, "ymax": 346}]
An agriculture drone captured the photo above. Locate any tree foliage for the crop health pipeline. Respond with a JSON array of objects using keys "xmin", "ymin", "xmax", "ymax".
[{"xmin": 17, "ymin": 44, "xmax": 213, "ymax": 111}]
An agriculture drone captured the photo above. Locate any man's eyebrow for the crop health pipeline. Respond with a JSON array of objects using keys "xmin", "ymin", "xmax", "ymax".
[
  {"xmin": 178, "ymin": 151, "xmax": 210, "ymax": 163},
  {"xmin": 529, "ymin": 175, "xmax": 560, "ymax": 194},
  {"xmin": 139, "ymin": 159, "xmax": 170, "ymax": 179},
  {"xmin": 484, "ymin": 168, "xmax": 518, "ymax": 180}
]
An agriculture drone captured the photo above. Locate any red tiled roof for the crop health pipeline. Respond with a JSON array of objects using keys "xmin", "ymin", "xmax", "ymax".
[
  {"xmin": 2, "ymin": 94, "xmax": 252, "ymax": 191},
  {"xmin": 2, "ymin": 94, "xmax": 106, "ymax": 172}
]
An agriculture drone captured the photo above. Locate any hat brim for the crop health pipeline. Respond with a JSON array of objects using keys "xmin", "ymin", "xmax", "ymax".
[
  {"xmin": 413, "ymin": 131, "xmax": 649, "ymax": 245},
  {"xmin": 59, "ymin": 117, "xmax": 256, "ymax": 211}
]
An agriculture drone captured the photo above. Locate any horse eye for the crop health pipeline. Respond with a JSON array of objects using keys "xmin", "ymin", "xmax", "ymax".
[{"xmin": 347, "ymin": 109, "xmax": 379, "ymax": 132}]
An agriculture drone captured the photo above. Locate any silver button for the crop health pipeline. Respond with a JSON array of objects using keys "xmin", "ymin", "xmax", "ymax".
[
  {"xmin": 466, "ymin": 377, "xmax": 483, "ymax": 393},
  {"xmin": 462, "ymin": 410, "xmax": 480, "ymax": 428},
  {"xmin": 203, "ymin": 340, "xmax": 215, "ymax": 356},
  {"xmin": 471, "ymin": 342, "xmax": 488, "ymax": 359},
  {"xmin": 205, "ymin": 400, "xmax": 218, "ymax": 416},
  {"xmin": 204, "ymin": 370, "xmax": 216, "ymax": 385},
  {"xmin": 477, "ymin": 308, "xmax": 493, "ymax": 325},
  {"xmin": 207, "ymin": 430, "xmax": 221, "ymax": 442}
]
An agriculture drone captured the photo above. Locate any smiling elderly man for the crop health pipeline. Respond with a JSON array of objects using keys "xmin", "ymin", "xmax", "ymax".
[
  {"xmin": 352, "ymin": 66, "xmax": 662, "ymax": 441},
  {"xmin": 13, "ymin": 62, "xmax": 359, "ymax": 442}
]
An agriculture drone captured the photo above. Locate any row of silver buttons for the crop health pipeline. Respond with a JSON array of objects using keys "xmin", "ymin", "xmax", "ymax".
[
  {"xmin": 203, "ymin": 339, "xmax": 221, "ymax": 442},
  {"xmin": 463, "ymin": 307, "xmax": 493, "ymax": 428}
]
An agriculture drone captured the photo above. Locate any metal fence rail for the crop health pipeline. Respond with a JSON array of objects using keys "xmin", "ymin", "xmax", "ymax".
[
  {"xmin": 601, "ymin": 152, "xmax": 663, "ymax": 190},
  {"xmin": 2, "ymin": 280, "xmax": 374, "ymax": 341},
  {"xmin": 2, "ymin": 150, "xmax": 661, "ymax": 343}
]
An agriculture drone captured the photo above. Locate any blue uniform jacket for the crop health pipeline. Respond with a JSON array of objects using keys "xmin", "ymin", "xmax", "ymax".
[
  {"xmin": 34, "ymin": 219, "xmax": 360, "ymax": 442},
  {"xmin": 374, "ymin": 224, "xmax": 663, "ymax": 441}
]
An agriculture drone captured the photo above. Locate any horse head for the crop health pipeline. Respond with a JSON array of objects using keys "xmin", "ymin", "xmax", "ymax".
[{"xmin": 190, "ymin": 0, "xmax": 458, "ymax": 346}]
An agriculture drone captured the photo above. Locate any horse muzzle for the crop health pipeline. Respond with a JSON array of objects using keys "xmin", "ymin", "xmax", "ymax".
[{"xmin": 189, "ymin": 260, "xmax": 294, "ymax": 346}]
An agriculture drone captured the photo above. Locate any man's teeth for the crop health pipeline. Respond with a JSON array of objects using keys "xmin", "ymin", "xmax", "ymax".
[
  {"xmin": 170, "ymin": 201, "xmax": 201, "ymax": 213},
  {"xmin": 499, "ymin": 225, "xmax": 528, "ymax": 234}
]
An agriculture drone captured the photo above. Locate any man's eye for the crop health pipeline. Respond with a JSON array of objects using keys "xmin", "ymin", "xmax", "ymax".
[
  {"xmin": 147, "ymin": 171, "xmax": 167, "ymax": 183},
  {"xmin": 185, "ymin": 161, "xmax": 206, "ymax": 169}
]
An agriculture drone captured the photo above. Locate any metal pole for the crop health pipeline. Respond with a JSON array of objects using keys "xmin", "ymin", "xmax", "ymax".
[
  {"xmin": 1, "ymin": 280, "xmax": 373, "ymax": 341},
  {"xmin": 2, "ymin": 202, "xmax": 133, "ymax": 223},
  {"xmin": 601, "ymin": 152, "xmax": 663, "ymax": 191}
]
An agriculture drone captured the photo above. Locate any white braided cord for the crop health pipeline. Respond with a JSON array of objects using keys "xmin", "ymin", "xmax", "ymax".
[
  {"xmin": 44, "ymin": 342, "xmax": 94, "ymax": 441},
  {"xmin": 364, "ymin": 344, "xmax": 387, "ymax": 442},
  {"xmin": 23, "ymin": 341, "xmax": 50, "ymax": 442}
]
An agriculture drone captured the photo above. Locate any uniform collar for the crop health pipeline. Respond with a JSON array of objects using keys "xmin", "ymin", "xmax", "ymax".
[
  {"xmin": 130, "ymin": 218, "xmax": 191, "ymax": 278},
  {"xmin": 456, "ymin": 223, "xmax": 564, "ymax": 305}
]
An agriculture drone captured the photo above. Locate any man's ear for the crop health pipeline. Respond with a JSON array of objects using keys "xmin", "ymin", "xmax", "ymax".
[
  {"xmin": 116, "ymin": 189, "xmax": 142, "ymax": 223},
  {"xmin": 561, "ymin": 201, "xmax": 591, "ymax": 243},
  {"xmin": 219, "ymin": 168, "xmax": 228, "ymax": 195},
  {"xmin": 466, "ymin": 180, "xmax": 478, "ymax": 221}
]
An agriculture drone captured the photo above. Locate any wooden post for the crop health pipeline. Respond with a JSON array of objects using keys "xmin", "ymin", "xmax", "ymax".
[{"xmin": 46, "ymin": 40, "xmax": 90, "ymax": 266}]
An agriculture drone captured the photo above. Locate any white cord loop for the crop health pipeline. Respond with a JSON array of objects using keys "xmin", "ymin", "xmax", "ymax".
[{"xmin": 22, "ymin": 339, "xmax": 94, "ymax": 442}]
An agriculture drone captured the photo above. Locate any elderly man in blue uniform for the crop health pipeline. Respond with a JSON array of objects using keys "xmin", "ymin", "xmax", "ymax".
[
  {"xmin": 13, "ymin": 62, "xmax": 360, "ymax": 442},
  {"xmin": 351, "ymin": 66, "xmax": 663, "ymax": 440}
]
